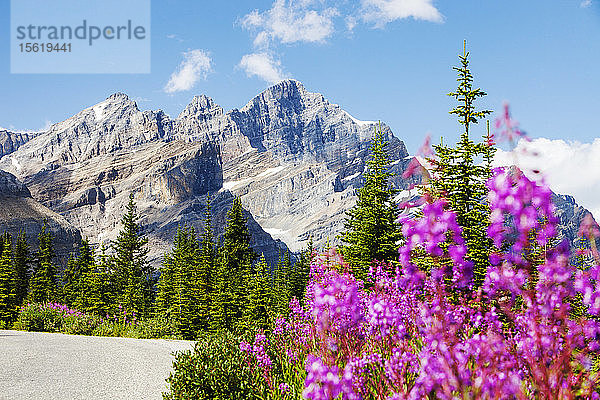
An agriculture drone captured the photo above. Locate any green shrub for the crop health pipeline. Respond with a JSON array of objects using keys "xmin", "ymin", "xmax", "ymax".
[
  {"xmin": 13, "ymin": 303, "xmax": 102, "ymax": 334},
  {"xmin": 123, "ymin": 314, "xmax": 179, "ymax": 339},
  {"xmin": 58, "ymin": 313, "xmax": 101, "ymax": 335},
  {"xmin": 163, "ymin": 331, "xmax": 261, "ymax": 400},
  {"xmin": 13, "ymin": 303, "xmax": 180, "ymax": 339},
  {"xmin": 13, "ymin": 303, "xmax": 67, "ymax": 332}
]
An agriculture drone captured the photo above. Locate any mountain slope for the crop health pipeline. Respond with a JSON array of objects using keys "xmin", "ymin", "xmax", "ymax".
[
  {"xmin": 0, "ymin": 170, "xmax": 81, "ymax": 263},
  {"xmin": 0, "ymin": 80, "xmax": 413, "ymax": 262},
  {"xmin": 1, "ymin": 80, "xmax": 589, "ymax": 267}
]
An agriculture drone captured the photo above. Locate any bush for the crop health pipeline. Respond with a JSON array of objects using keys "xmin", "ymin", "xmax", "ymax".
[
  {"xmin": 163, "ymin": 331, "xmax": 264, "ymax": 400},
  {"xmin": 13, "ymin": 303, "xmax": 101, "ymax": 335},
  {"xmin": 14, "ymin": 303, "xmax": 181, "ymax": 340},
  {"xmin": 122, "ymin": 314, "xmax": 179, "ymax": 339}
]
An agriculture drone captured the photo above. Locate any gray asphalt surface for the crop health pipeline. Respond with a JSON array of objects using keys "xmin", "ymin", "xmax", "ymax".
[{"xmin": 0, "ymin": 330, "xmax": 195, "ymax": 400}]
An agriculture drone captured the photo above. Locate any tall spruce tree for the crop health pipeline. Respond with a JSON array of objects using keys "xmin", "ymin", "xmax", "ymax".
[
  {"xmin": 272, "ymin": 250, "xmax": 290, "ymax": 315},
  {"xmin": 113, "ymin": 193, "xmax": 153, "ymax": 316},
  {"xmin": 426, "ymin": 42, "xmax": 496, "ymax": 288},
  {"xmin": 28, "ymin": 223, "xmax": 58, "ymax": 303},
  {"xmin": 61, "ymin": 239, "xmax": 95, "ymax": 310},
  {"xmin": 0, "ymin": 234, "xmax": 16, "ymax": 325},
  {"xmin": 12, "ymin": 232, "xmax": 30, "ymax": 307},
  {"xmin": 245, "ymin": 253, "xmax": 274, "ymax": 331},
  {"xmin": 156, "ymin": 225, "xmax": 203, "ymax": 339},
  {"xmin": 340, "ymin": 125, "xmax": 402, "ymax": 280},
  {"xmin": 289, "ymin": 237, "xmax": 314, "ymax": 302},
  {"xmin": 198, "ymin": 194, "xmax": 216, "ymax": 333},
  {"xmin": 91, "ymin": 244, "xmax": 117, "ymax": 316},
  {"xmin": 214, "ymin": 196, "xmax": 257, "ymax": 332}
]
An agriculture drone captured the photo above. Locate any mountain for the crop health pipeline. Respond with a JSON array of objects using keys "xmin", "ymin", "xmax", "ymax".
[
  {"xmin": 0, "ymin": 170, "xmax": 81, "ymax": 263},
  {"xmin": 0, "ymin": 80, "xmax": 412, "ymax": 265},
  {"xmin": 0, "ymin": 80, "xmax": 591, "ymax": 267}
]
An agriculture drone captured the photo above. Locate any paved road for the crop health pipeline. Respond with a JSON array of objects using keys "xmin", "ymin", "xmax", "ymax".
[{"xmin": 0, "ymin": 330, "xmax": 195, "ymax": 400}]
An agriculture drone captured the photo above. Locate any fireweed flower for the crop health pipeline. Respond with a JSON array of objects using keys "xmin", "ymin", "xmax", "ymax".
[
  {"xmin": 279, "ymin": 382, "xmax": 290, "ymax": 393},
  {"xmin": 237, "ymin": 165, "xmax": 600, "ymax": 399},
  {"xmin": 494, "ymin": 102, "xmax": 529, "ymax": 143},
  {"xmin": 398, "ymin": 198, "xmax": 472, "ymax": 288},
  {"xmin": 486, "ymin": 167, "xmax": 557, "ymax": 258},
  {"xmin": 303, "ymin": 355, "xmax": 357, "ymax": 400}
]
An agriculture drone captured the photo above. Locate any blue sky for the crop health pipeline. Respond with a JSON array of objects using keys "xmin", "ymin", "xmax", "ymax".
[
  {"xmin": 1, "ymin": 0, "xmax": 598, "ymax": 152},
  {"xmin": 2, "ymin": 0, "xmax": 600, "ymax": 215}
]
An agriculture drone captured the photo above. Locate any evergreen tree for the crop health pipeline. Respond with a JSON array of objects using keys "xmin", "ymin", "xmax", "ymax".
[
  {"xmin": 426, "ymin": 41, "xmax": 496, "ymax": 288},
  {"xmin": 214, "ymin": 196, "xmax": 257, "ymax": 332},
  {"xmin": 12, "ymin": 232, "xmax": 30, "ymax": 307},
  {"xmin": 62, "ymin": 239, "xmax": 95, "ymax": 311},
  {"xmin": 272, "ymin": 249, "xmax": 290, "ymax": 314},
  {"xmin": 61, "ymin": 254, "xmax": 78, "ymax": 306},
  {"xmin": 112, "ymin": 193, "xmax": 153, "ymax": 316},
  {"xmin": 290, "ymin": 237, "xmax": 314, "ymax": 302},
  {"xmin": 0, "ymin": 234, "xmax": 16, "ymax": 325},
  {"xmin": 90, "ymin": 244, "xmax": 117, "ymax": 316},
  {"xmin": 156, "ymin": 225, "xmax": 202, "ymax": 339},
  {"xmin": 28, "ymin": 223, "xmax": 58, "ymax": 303},
  {"xmin": 198, "ymin": 194, "xmax": 216, "ymax": 333},
  {"xmin": 245, "ymin": 254, "xmax": 274, "ymax": 331},
  {"xmin": 340, "ymin": 125, "xmax": 403, "ymax": 280}
]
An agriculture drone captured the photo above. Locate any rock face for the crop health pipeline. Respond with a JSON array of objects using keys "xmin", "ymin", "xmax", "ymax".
[
  {"xmin": 214, "ymin": 80, "xmax": 412, "ymax": 251},
  {"xmin": 552, "ymin": 193, "xmax": 591, "ymax": 253},
  {"xmin": 0, "ymin": 80, "xmax": 413, "ymax": 265},
  {"xmin": 0, "ymin": 170, "xmax": 81, "ymax": 263},
  {"xmin": 0, "ymin": 79, "xmax": 592, "ymax": 268},
  {"xmin": 0, "ymin": 129, "xmax": 37, "ymax": 158}
]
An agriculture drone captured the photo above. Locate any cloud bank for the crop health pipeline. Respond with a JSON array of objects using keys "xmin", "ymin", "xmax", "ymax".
[
  {"xmin": 164, "ymin": 49, "xmax": 213, "ymax": 94},
  {"xmin": 241, "ymin": 0, "xmax": 339, "ymax": 48},
  {"xmin": 238, "ymin": 53, "xmax": 288, "ymax": 84},
  {"xmin": 359, "ymin": 0, "xmax": 444, "ymax": 27},
  {"xmin": 494, "ymin": 137, "xmax": 600, "ymax": 220}
]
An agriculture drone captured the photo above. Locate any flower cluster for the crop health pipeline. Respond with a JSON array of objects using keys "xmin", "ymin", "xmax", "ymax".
[
  {"xmin": 45, "ymin": 302, "xmax": 84, "ymax": 316},
  {"xmin": 303, "ymin": 354, "xmax": 355, "ymax": 400},
  {"xmin": 486, "ymin": 167, "xmax": 557, "ymax": 256},
  {"xmin": 239, "ymin": 165, "xmax": 600, "ymax": 399},
  {"xmin": 398, "ymin": 198, "xmax": 472, "ymax": 288},
  {"xmin": 240, "ymin": 332, "xmax": 273, "ymax": 371}
]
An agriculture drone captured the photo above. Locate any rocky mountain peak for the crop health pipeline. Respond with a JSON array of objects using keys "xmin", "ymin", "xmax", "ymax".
[
  {"xmin": 178, "ymin": 94, "xmax": 223, "ymax": 120},
  {"xmin": 85, "ymin": 92, "xmax": 139, "ymax": 123},
  {"xmin": 265, "ymin": 79, "xmax": 307, "ymax": 97},
  {"xmin": 240, "ymin": 79, "xmax": 314, "ymax": 113},
  {"xmin": 107, "ymin": 92, "xmax": 130, "ymax": 101}
]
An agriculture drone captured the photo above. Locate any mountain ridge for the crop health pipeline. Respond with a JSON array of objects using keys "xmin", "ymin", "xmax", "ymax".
[{"xmin": 0, "ymin": 80, "xmax": 593, "ymax": 265}]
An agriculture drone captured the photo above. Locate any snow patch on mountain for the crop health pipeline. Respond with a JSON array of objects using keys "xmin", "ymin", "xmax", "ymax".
[
  {"xmin": 10, "ymin": 156, "xmax": 21, "ymax": 172},
  {"xmin": 345, "ymin": 111, "xmax": 375, "ymax": 127},
  {"xmin": 92, "ymin": 103, "xmax": 106, "ymax": 122}
]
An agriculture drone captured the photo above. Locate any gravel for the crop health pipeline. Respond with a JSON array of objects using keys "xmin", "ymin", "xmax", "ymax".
[{"xmin": 0, "ymin": 330, "xmax": 195, "ymax": 400}]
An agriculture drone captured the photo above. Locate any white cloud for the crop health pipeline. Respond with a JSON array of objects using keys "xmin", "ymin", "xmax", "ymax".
[
  {"xmin": 581, "ymin": 0, "xmax": 593, "ymax": 7},
  {"xmin": 359, "ymin": 0, "xmax": 443, "ymax": 27},
  {"xmin": 345, "ymin": 15, "xmax": 358, "ymax": 32},
  {"xmin": 241, "ymin": 0, "xmax": 338, "ymax": 48},
  {"xmin": 164, "ymin": 49, "xmax": 213, "ymax": 94},
  {"xmin": 238, "ymin": 53, "xmax": 288, "ymax": 84},
  {"xmin": 494, "ymin": 137, "xmax": 600, "ymax": 220},
  {"xmin": 166, "ymin": 34, "xmax": 184, "ymax": 42}
]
